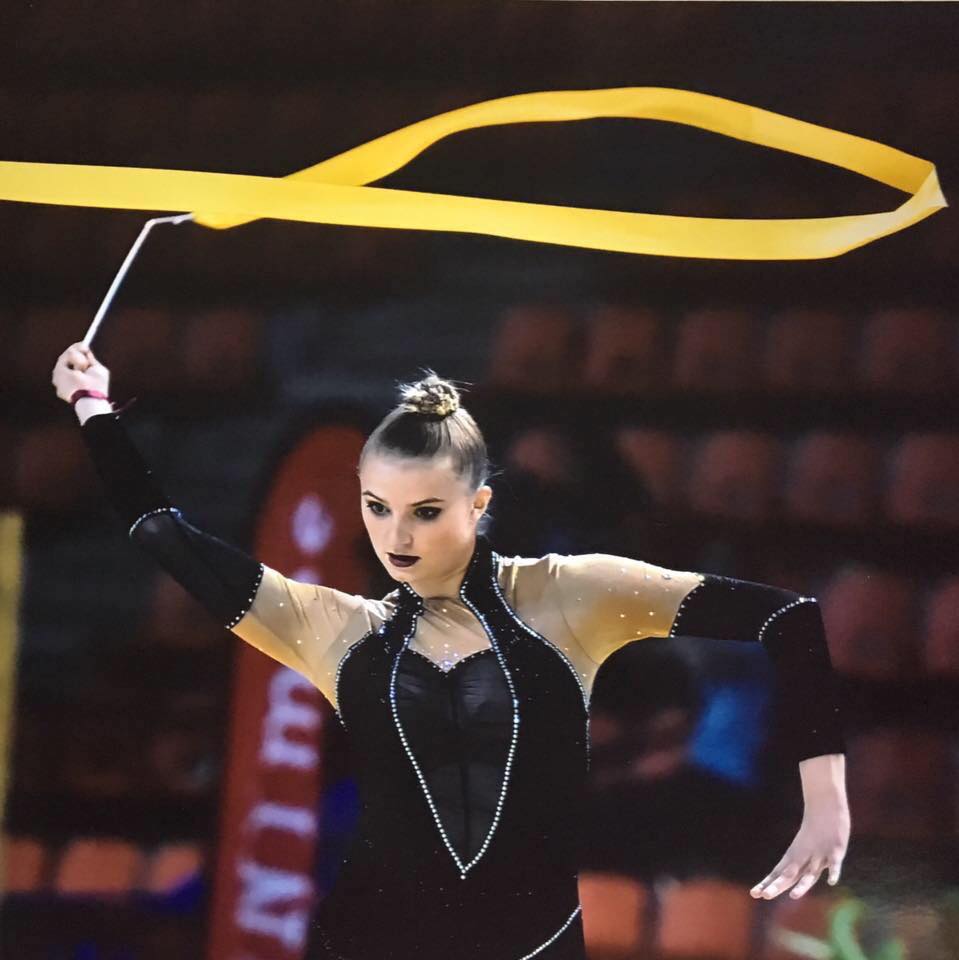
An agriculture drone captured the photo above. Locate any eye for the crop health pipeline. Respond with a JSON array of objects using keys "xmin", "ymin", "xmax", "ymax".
[
  {"xmin": 365, "ymin": 500, "xmax": 387, "ymax": 516},
  {"xmin": 415, "ymin": 507, "xmax": 442, "ymax": 521}
]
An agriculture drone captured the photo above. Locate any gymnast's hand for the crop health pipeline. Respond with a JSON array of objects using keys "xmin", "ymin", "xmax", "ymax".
[
  {"xmin": 52, "ymin": 342, "xmax": 113, "ymax": 423},
  {"xmin": 750, "ymin": 789, "xmax": 850, "ymax": 900}
]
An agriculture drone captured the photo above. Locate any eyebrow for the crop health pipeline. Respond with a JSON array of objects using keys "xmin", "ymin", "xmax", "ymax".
[{"xmin": 362, "ymin": 490, "xmax": 446, "ymax": 506}]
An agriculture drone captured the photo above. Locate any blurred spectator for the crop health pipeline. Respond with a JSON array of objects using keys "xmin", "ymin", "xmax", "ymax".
[{"xmin": 581, "ymin": 641, "xmax": 774, "ymax": 885}]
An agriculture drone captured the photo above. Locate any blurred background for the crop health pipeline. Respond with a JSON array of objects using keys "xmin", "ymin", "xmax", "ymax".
[{"xmin": 1, "ymin": 2, "xmax": 957, "ymax": 958}]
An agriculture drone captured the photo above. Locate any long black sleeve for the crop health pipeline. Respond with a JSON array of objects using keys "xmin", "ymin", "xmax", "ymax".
[
  {"xmin": 671, "ymin": 574, "xmax": 846, "ymax": 765},
  {"xmin": 80, "ymin": 408, "xmax": 264, "ymax": 629}
]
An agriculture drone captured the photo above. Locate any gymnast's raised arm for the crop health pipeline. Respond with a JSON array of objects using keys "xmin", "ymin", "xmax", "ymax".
[{"xmin": 52, "ymin": 340, "xmax": 369, "ymax": 697}]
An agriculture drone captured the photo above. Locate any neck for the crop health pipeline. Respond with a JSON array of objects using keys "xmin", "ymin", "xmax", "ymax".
[{"xmin": 404, "ymin": 536, "xmax": 478, "ymax": 600}]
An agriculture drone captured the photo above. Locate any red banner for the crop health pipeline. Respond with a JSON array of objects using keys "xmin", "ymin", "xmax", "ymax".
[{"xmin": 207, "ymin": 414, "xmax": 370, "ymax": 960}]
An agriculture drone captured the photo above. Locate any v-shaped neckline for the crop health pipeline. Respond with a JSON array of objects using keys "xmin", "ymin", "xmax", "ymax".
[
  {"xmin": 387, "ymin": 533, "xmax": 521, "ymax": 879},
  {"xmin": 403, "ymin": 644, "xmax": 495, "ymax": 675}
]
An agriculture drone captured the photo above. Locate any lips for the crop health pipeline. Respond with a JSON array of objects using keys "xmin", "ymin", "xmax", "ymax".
[{"xmin": 388, "ymin": 552, "xmax": 420, "ymax": 568}]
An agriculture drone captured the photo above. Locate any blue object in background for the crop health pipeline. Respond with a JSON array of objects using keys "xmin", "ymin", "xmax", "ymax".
[{"xmin": 690, "ymin": 678, "xmax": 770, "ymax": 786}]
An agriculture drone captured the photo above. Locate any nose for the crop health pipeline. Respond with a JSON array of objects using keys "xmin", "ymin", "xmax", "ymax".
[{"xmin": 388, "ymin": 522, "xmax": 414, "ymax": 552}]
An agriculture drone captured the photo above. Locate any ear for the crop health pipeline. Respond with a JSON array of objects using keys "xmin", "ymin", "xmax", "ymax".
[{"xmin": 474, "ymin": 484, "xmax": 493, "ymax": 514}]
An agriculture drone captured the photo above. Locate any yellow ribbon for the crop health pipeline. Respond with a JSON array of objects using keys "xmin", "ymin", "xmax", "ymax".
[{"xmin": 0, "ymin": 87, "xmax": 946, "ymax": 260}]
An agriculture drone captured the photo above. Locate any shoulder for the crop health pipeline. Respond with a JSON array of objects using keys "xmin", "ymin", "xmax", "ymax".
[
  {"xmin": 499, "ymin": 550, "xmax": 646, "ymax": 583},
  {"xmin": 494, "ymin": 550, "xmax": 613, "ymax": 608},
  {"xmin": 498, "ymin": 548, "xmax": 704, "ymax": 615},
  {"xmin": 495, "ymin": 550, "xmax": 555, "ymax": 595},
  {"xmin": 257, "ymin": 564, "xmax": 388, "ymax": 629}
]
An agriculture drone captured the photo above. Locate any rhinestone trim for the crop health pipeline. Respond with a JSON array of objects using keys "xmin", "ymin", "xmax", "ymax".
[
  {"xmin": 333, "ymin": 628, "xmax": 375, "ymax": 730},
  {"xmin": 223, "ymin": 561, "xmax": 265, "ymax": 629},
  {"xmin": 667, "ymin": 575, "xmax": 708, "ymax": 638},
  {"xmin": 485, "ymin": 554, "xmax": 591, "ymax": 772},
  {"xmin": 391, "ymin": 576, "xmax": 520, "ymax": 880},
  {"xmin": 128, "ymin": 505, "xmax": 180, "ymax": 537},
  {"xmin": 758, "ymin": 596, "xmax": 817, "ymax": 645},
  {"xmin": 403, "ymin": 644, "xmax": 494, "ymax": 674},
  {"xmin": 517, "ymin": 903, "xmax": 582, "ymax": 959},
  {"xmin": 488, "ymin": 556, "xmax": 589, "ymax": 712}
]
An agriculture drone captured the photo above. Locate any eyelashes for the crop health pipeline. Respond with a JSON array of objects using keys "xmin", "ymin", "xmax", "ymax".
[{"xmin": 364, "ymin": 501, "xmax": 442, "ymax": 521}]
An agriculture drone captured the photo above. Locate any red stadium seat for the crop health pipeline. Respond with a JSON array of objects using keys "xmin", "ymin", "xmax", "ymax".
[
  {"xmin": 578, "ymin": 870, "xmax": 648, "ymax": 959},
  {"xmin": 687, "ymin": 431, "xmax": 782, "ymax": 521},
  {"xmin": 487, "ymin": 304, "xmax": 581, "ymax": 392},
  {"xmin": 614, "ymin": 427, "xmax": 686, "ymax": 508},
  {"xmin": 819, "ymin": 568, "xmax": 918, "ymax": 680},
  {"xmin": 54, "ymin": 837, "xmax": 144, "ymax": 896},
  {"xmin": 95, "ymin": 306, "xmax": 181, "ymax": 397},
  {"xmin": 181, "ymin": 307, "xmax": 262, "ymax": 393},
  {"xmin": 655, "ymin": 877, "xmax": 757, "ymax": 960},
  {"xmin": 845, "ymin": 728, "xmax": 955, "ymax": 840},
  {"xmin": 141, "ymin": 842, "xmax": 206, "ymax": 894},
  {"xmin": 505, "ymin": 426, "xmax": 579, "ymax": 486},
  {"xmin": 763, "ymin": 308, "xmax": 855, "ymax": 393},
  {"xmin": 673, "ymin": 308, "xmax": 760, "ymax": 392},
  {"xmin": 582, "ymin": 305, "xmax": 668, "ymax": 393},
  {"xmin": 858, "ymin": 307, "xmax": 956, "ymax": 394},
  {"xmin": 2, "ymin": 835, "xmax": 49, "ymax": 893},
  {"xmin": 884, "ymin": 433, "xmax": 959, "ymax": 528},
  {"xmin": 921, "ymin": 577, "xmax": 959, "ymax": 677},
  {"xmin": 783, "ymin": 432, "xmax": 883, "ymax": 526}
]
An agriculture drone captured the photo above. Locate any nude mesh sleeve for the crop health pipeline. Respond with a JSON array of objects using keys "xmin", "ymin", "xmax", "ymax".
[
  {"xmin": 548, "ymin": 553, "xmax": 845, "ymax": 764},
  {"xmin": 231, "ymin": 565, "xmax": 371, "ymax": 698},
  {"xmin": 547, "ymin": 552, "xmax": 705, "ymax": 664}
]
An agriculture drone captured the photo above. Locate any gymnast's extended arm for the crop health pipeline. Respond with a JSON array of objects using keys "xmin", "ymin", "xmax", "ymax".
[
  {"xmin": 55, "ymin": 340, "xmax": 372, "ymax": 698},
  {"xmin": 669, "ymin": 572, "xmax": 846, "ymax": 766},
  {"xmin": 77, "ymin": 400, "xmax": 265, "ymax": 632}
]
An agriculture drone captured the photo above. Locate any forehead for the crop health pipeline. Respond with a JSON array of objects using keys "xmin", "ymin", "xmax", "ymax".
[{"xmin": 359, "ymin": 453, "xmax": 465, "ymax": 496}]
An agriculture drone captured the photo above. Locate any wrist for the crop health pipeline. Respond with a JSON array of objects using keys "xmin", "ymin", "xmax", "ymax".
[
  {"xmin": 75, "ymin": 396, "xmax": 115, "ymax": 425},
  {"xmin": 799, "ymin": 753, "xmax": 847, "ymax": 806}
]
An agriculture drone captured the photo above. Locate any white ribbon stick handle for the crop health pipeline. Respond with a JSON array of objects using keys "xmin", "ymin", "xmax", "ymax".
[{"xmin": 82, "ymin": 212, "xmax": 194, "ymax": 348}]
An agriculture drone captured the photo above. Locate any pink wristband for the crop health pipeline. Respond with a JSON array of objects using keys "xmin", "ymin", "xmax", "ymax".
[
  {"xmin": 70, "ymin": 388, "xmax": 110, "ymax": 405},
  {"xmin": 70, "ymin": 388, "xmax": 138, "ymax": 414}
]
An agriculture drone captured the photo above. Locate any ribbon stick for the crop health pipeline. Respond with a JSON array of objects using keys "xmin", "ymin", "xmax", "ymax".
[
  {"xmin": 0, "ymin": 87, "xmax": 947, "ymax": 260},
  {"xmin": 83, "ymin": 212, "xmax": 194, "ymax": 347}
]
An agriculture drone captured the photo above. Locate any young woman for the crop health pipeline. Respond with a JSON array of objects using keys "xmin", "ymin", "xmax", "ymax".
[{"xmin": 53, "ymin": 341, "xmax": 849, "ymax": 960}]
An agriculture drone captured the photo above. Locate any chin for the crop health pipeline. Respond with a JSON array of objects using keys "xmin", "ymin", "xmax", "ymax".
[{"xmin": 383, "ymin": 560, "xmax": 413, "ymax": 580}]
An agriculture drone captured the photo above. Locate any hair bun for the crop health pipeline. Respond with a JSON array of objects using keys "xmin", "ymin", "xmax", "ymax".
[{"xmin": 398, "ymin": 369, "xmax": 461, "ymax": 418}]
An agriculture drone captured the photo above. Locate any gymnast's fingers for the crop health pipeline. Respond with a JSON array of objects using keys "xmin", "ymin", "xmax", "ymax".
[{"xmin": 787, "ymin": 857, "xmax": 827, "ymax": 899}]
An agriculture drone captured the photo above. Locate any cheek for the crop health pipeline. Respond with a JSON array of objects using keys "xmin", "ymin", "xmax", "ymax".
[
  {"xmin": 433, "ymin": 510, "xmax": 470, "ymax": 540},
  {"xmin": 361, "ymin": 510, "xmax": 378, "ymax": 541}
]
